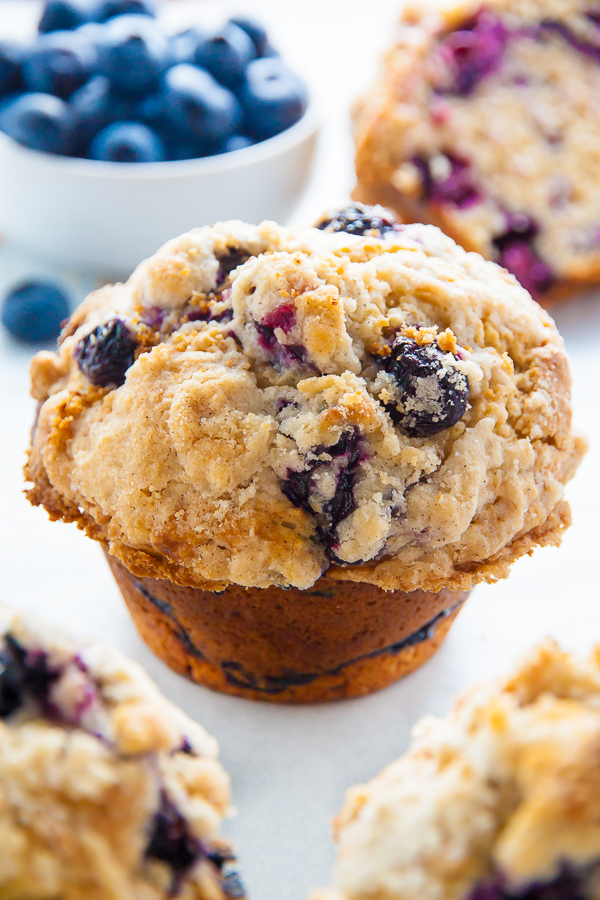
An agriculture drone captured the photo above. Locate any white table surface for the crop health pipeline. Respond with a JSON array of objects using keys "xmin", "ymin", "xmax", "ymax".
[{"xmin": 1, "ymin": 2, "xmax": 599, "ymax": 899}]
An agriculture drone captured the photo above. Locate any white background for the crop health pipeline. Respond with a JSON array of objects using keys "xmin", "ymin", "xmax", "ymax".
[{"xmin": 0, "ymin": 2, "xmax": 599, "ymax": 899}]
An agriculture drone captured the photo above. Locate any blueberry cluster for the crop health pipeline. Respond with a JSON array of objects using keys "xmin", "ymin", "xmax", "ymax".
[
  {"xmin": 315, "ymin": 204, "xmax": 402, "ymax": 237},
  {"xmin": 378, "ymin": 336, "xmax": 469, "ymax": 437},
  {"xmin": 0, "ymin": 0, "xmax": 308, "ymax": 162}
]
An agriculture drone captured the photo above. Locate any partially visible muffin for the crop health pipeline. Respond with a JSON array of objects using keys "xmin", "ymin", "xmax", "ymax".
[
  {"xmin": 0, "ymin": 605, "xmax": 243, "ymax": 899},
  {"xmin": 353, "ymin": 0, "xmax": 600, "ymax": 302},
  {"xmin": 315, "ymin": 641, "xmax": 600, "ymax": 900}
]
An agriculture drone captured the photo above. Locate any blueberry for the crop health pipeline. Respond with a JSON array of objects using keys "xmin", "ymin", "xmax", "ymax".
[
  {"xmin": 254, "ymin": 303, "xmax": 308, "ymax": 367},
  {"xmin": 94, "ymin": 0, "xmax": 156, "ymax": 21},
  {"xmin": 380, "ymin": 336, "xmax": 469, "ymax": 437},
  {"xmin": 0, "ymin": 637, "xmax": 59, "ymax": 718},
  {"xmin": 221, "ymin": 133, "xmax": 253, "ymax": 153},
  {"xmin": 89, "ymin": 120, "xmax": 165, "ymax": 161},
  {"xmin": 75, "ymin": 318, "xmax": 137, "ymax": 386},
  {"xmin": 1, "ymin": 279, "xmax": 70, "ymax": 344},
  {"xmin": 193, "ymin": 23, "xmax": 255, "ymax": 91},
  {"xmin": 493, "ymin": 215, "xmax": 554, "ymax": 298},
  {"xmin": 228, "ymin": 17, "xmax": 269, "ymax": 58},
  {"xmin": 169, "ymin": 28, "xmax": 206, "ymax": 66},
  {"xmin": 316, "ymin": 204, "xmax": 401, "ymax": 237},
  {"xmin": 38, "ymin": 0, "xmax": 94, "ymax": 34},
  {"xmin": 414, "ymin": 155, "xmax": 480, "ymax": 208},
  {"xmin": 146, "ymin": 791, "xmax": 203, "ymax": 892},
  {"xmin": 69, "ymin": 74, "xmax": 133, "ymax": 148},
  {"xmin": 97, "ymin": 14, "xmax": 169, "ymax": 96},
  {"xmin": 241, "ymin": 57, "xmax": 307, "ymax": 140},
  {"xmin": 163, "ymin": 64, "xmax": 242, "ymax": 143},
  {"xmin": 23, "ymin": 30, "xmax": 98, "ymax": 99},
  {"xmin": 0, "ymin": 92, "xmax": 76, "ymax": 154},
  {"xmin": 438, "ymin": 11, "xmax": 507, "ymax": 96},
  {"xmin": 0, "ymin": 42, "xmax": 24, "ymax": 95}
]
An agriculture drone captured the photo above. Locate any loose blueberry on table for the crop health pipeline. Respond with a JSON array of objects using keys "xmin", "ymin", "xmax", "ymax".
[
  {"xmin": 0, "ymin": 1, "xmax": 308, "ymax": 162},
  {"xmin": 1, "ymin": 279, "xmax": 70, "ymax": 344}
]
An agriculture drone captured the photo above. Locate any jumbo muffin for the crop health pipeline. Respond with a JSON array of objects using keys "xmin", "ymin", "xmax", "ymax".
[
  {"xmin": 314, "ymin": 640, "xmax": 600, "ymax": 900},
  {"xmin": 0, "ymin": 605, "xmax": 243, "ymax": 900},
  {"xmin": 353, "ymin": 0, "xmax": 600, "ymax": 303},
  {"xmin": 26, "ymin": 207, "xmax": 584, "ymax": 702}
]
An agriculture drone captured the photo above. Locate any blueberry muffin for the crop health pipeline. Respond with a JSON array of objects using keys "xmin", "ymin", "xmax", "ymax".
[
  {"xmin": 0, "ymin": 605, "xmax": 243, "ymax": 899},
  {"xmin": 314, "ymin": 641, "xmax": 600, "ymax": 900},
  {"xmin": 353, "ymin": 0, "xmax": 600, "ymax": 303},
  {"xmin": 25, "ymin": 209, "xmax": 584, "ymax": 702}
]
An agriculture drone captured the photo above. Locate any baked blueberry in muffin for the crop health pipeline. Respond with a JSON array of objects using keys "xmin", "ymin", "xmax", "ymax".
[
  {"xmin": 24, "ymin": 209, "xmax": 585, "ymax": 701},
  {"xmin": 314, "ymin": 641, "xmax": 600, "ymax": 900},
  {"xmin": 353, "ymin": 0, "xmax": 600, "ymax": 302},
  {"xmin": 0, "ymin": 605, "xmax": 243, "ymax": 898}
]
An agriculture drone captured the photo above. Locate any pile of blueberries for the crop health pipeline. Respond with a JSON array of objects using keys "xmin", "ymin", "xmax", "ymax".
[{"xmin": 0, "ymin": 0, "xmax": 308, "ymax": 162}]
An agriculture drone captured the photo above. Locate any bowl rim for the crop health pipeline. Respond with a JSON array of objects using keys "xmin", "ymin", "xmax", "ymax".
[{"xmin": 0, "ymin": 100, "xmax": 320, "ymax": 180}]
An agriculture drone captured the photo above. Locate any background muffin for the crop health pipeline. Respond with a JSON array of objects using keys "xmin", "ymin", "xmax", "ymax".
[
  {"xmin": 353, "ymin": 0, "xmax": 600, "ymax": 303},
  {"xmin": 314, "ymin": 640, "xmax": 600, "ymax": 900},
  {"xmin": 0, "ymin": 604, "xmax": 242, "ymax": 900},
  {"xmin": 25, "ymin": 209, "xmax": 585, "ymax": 700}
]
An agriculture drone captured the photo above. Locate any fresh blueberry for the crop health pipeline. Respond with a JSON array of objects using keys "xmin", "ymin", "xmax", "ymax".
[
  {"xmin": 241, "ymin": 57, "xmax": 307, "ymax": 140},
  {"xmin": 69, "ymin": 74, "xmax": 133, "ymax": 148},
  {"xmin": 94, "ymin": 0, "xmax": 156, "ymax": 21},
  {"xmin": 146, "ymin": 791, "xmax": 203, "ymax": 892},
  {"xmin": 193, "ymin": 23, "xmax": 255, "ymax": 90},
  {"xmin": 75, "ymin": 317, "xmax": 137, "ymax": 386},
  {"xmin": 97, "ymin": 14, "xmax": 169, "ymax": 96},
  {"xmin": 1, "ymin": 280, "xmax": 70, "ymax": 344},
  {"xmin": 0, "ymin": 92, "xmax": 75, "ymax": 154},
  {"xmin": 221, "ymin": 133, "xmax": 253, "ymax": 153},
  {"xmin": 0, "ymin": 42, "xmax": 24, "ymax": 95},
  {"xmin": 89, "ymin": 120, "xmax": 165, "ymax": 161},
  {"xmin": 493, "ymin": 215, "xmax": 554, "ymax": 298},
  {"xmin": 414, "ymin": 155, "xmax": 480, "ymax": 208},
  {"xmin": 380, "ymin": 336, "xmax": 469, "ymax": 437},
  {"xmin": 163, "ymin": 64, "xmax": 242, "ymax": 143},
  {"xmin": 23, "ymin": 30, "xmax": 98, "ymax": 99},
  {"xmin": 38, "ymin": 0, "xmax": 94, "ymax": 34},
  {"xmin": 169, "ymin": 27, "xmax": 205, "ymax": 66},
  {"xmin": 438, "ymin": 11, "xmax": 507, "ymax": 96},
  {"xmin": 228, "ymin": 17, "xmax": 269, "ymax": 58},
  {"xmin": 316, "ymin": 204, "xmax": 401, "ymax": 237}
]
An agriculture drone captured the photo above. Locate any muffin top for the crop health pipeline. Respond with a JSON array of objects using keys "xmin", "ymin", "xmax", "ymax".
[
  {"xmin": 315, "ymin": 641, "xmax": 600, "ymax": 900},
  {"xmin": 0, "ymin": 605, "xmax": 240, "ymax": 900},
  {"xmin": 26, "ymin": 208, "xmax": 584, "ymax": 591}
]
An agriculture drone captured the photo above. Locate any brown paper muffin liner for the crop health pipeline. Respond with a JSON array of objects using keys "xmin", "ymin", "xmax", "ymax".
[{"xmin": 106, "ymin": 551, "xmax": 469, "ymax": 703}]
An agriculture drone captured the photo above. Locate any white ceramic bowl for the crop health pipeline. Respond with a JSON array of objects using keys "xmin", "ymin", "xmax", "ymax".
[{"xmin": 0, "ymin": 105, "xmax": 319, "ymax": 277}]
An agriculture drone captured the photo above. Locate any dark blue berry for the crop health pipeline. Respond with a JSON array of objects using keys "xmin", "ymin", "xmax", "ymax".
[
  {"xmin": 228, "ymin": 17, "xmax": 269, "ymax": 58},
  {"xmin": 0, "ymin": 42, "xmax": 24, "ymax": 95},
  {"xmin": 221, "ymin": 134, "xmax": 253, "ymax": 153},
  {"xmin": 169, "ymin": 28, "xmax": 206, "ymax": 66},
  {"xmin": 75, "ymin": 317, "xmax": 137, "ymax": 386},
  {"xmin": 97, "ymin": 14, "xmax": 168, "ymax": 96},
  {"xmin": 316, "ymin": 204, "xmax": 401, "ymax": 237},
  {"xmin": 0, "ymin": 92, "xmax": 76, "ymax": 154},
  {"xmin": 163, "ymin": 64, "xmax": 242, "ymax": 143},
  {"xmin": 438, "ymin": 12, "xmax": 507, "ymax": 96},
  {"xmin": 492, "ymin": 214, "xmax": 554, "ymax": 298},
  {"xmin": 94, "ymin": 0, "xmax": 156, "ymax": 21},
  {"xmin": 69, "ymin": 74, "xmax": 133, "ymax": 148},
  {"xmin": 0, "ymin": 637, "xmax": 59, "ymax": 719},
  {"xmin": 193, "ymin": 23, "xmax": 255, "ymax": 91},
  {"xmin": 254, "ymin": 303, "xmax": 308, "ymax": 368},
  {"xmin": 89, "ymin": 120, "xmax": 165, "ymax": 161},
  {"xmin": 414, "ymin": 155, "xmax": 480, "ymax": 209},
  {"xmin": 241, "ymin": 57, "xmax": 307, "ymax": 140},
  {"xmin": 38, "ymin": 0, "xmax": 94, "ymax": 34},
  {"xmin": 468, "ymin": 864, "xmax": 591, "ymax": 900},
  {"xmin": 380, "ymin": 336, "xmax": 469, "ymax": 437},
  {"xmin": 146, "ymin": 791, "xmax": 203, "ymax": 892},
  {"xmin": 1, "ymin": 279, "xmax": 70, "ymax": 343},
  {"xmin": 282, "ymin": 428, "xmax": 365, "ymax": 552},
  {"xmin": 23, "ymin": 30, "xmax": 98, "ymax": 99}
]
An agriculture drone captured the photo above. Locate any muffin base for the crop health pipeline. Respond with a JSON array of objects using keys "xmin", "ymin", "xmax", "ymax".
[{"xmin": 106, "ymin": 552, "xmax": 469, "ymax": 703}]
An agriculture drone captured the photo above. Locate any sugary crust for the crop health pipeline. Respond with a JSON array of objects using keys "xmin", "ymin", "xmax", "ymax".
[
  {"xmin": 26, "ymin": 219, "xmax": 584, "ymax": 591},
  {"xmin": 0, "ymin": 606, "xmax": 235, "ymax": 900},
  {"xmin": 316, "ymin": 641, "xmax": 600, "ymax": 900},
  {"xmin": 353, "ymin": 0, "xmax": 600, "ymax": 297}
]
